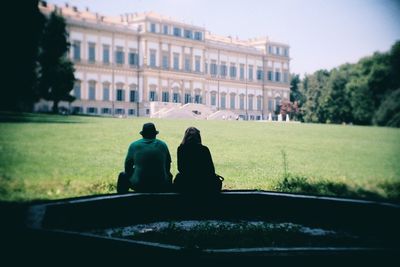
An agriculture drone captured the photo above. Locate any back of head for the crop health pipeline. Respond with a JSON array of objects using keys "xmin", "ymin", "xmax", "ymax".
[
  {"xmin": 140, "ymin": 122, "xmax": 159, "ymax": 139},
  {"xmin": 181, "ymin": 127, "xmax": 202, "ymax": 146}
]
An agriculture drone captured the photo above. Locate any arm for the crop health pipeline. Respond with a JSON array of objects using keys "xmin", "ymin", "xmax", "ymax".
[
  {"xmin": 164, "ymin": 144, "xmax": 172, "ymax": 183},
  {"xmin": 204, "ymin": 146, "xmax": 215, "ymax": 174},
  {"xmin": 124, "ymin": 144, "xmax": 134, "ymax": 176},
  {"xmin": 177, "ymin": 146, "xmax": 184, "ymax": 173}
]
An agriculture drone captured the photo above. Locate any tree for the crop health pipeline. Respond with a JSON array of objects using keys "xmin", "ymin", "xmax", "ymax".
[
  {"xmin": 38, "ymin": 11, "xmax": 75, "ymax": 113},
  {"xmin": 2, "ymin": 0, "xmax": 45, "ymax": 111},
  {"xmin": 280, "ymin": 101, "xmax": 299, "ymax": 121},
  {"xmin": 300, "ymin": 70, "xmax": 330, "ymax": 123},
  {"xmin": 374, "ymin": 88, "xmax": 400, "ymax": 127},
  {"xmin": 321, "ymin": 66, "xmax": 352, "ymax": 124}
]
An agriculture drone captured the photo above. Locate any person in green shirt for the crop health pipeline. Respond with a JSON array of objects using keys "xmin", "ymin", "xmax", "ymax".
[{"xmin": 117, "ymin": 123, "xmax": 173, "ymax": 193}]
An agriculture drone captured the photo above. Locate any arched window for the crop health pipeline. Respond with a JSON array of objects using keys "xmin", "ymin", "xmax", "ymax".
[
  {"xmin": 129, "ymin": 84, "xmax": 137, "ymax": 102},
  {"xmin": 73, "ymin": 80, "xmax": 81, "ymax": 100},
  {"xmin": 102, "ymin": 82, "xmax": 110, "ymax": 101},
  {"xmin": 230, "ymin": 93, "xmax": 236, "ymax": 109},
  {"xmin": 88, "ymin": 80, "xmax": 96, "ymax": 100},
  {"xmin": 116, "ymin": 83, "xmax": 125, "ymax": 102}
]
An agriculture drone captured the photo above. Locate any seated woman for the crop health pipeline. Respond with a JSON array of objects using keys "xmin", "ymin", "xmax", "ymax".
[{"xmin": 174, "ymin": 127, "xmax": 222, "ymax": 194}]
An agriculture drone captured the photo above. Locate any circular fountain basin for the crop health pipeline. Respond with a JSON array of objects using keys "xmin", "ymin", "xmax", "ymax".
[{"xmin": 25, "ymin": 191, "xmax": 400, "ymax": 265}]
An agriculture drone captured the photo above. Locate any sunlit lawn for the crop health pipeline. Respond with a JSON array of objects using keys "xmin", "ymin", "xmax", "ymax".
[{"xmin": 0, "ymin": 112, "xmax": 399, "ymax": 202}]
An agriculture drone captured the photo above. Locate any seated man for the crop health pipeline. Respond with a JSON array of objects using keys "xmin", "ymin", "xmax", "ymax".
[{"xmin": 117, "ymin": 123, "xmax": 173, "ymax": 193}]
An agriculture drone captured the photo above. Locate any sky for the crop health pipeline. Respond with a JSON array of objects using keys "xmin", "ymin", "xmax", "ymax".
[{"xmin": 47, "ymin": 0, "xmax": 400, "ymax": 76}]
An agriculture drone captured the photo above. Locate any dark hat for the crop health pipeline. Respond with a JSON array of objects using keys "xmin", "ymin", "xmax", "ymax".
[{"xmin": 140, "ymin": 122, "xmax": 159, "ymax": 136}]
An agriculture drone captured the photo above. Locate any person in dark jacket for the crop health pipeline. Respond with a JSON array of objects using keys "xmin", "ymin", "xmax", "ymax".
[
  {"xmin": 174, "ymin": 127, "xmax": 222, "ymax": 193},
  {"xmin": 117, "ymin": 122, "xmax": 173, "ymax": 193}
]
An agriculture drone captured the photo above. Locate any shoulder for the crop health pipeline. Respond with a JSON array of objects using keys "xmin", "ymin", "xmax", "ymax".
[
  {"xmin": 130, "ymin": 139, "xmax": 142, "ymax": 147},
  {"xmin": 156, "ymin": 139, "xmax": 169, "ymax": 148},
  {"xmin": 201, "ymin": 145, "xmax": 210, "ymax": 152}
]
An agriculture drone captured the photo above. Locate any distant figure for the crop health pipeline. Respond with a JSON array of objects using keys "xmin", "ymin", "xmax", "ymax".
[
  {"xmin": 174, "ymin": 127, "xmax": 222, "ymax": 194},
  {"xmin": 117, "ymin": 123, "xmax": 173, "ymax": 193}
]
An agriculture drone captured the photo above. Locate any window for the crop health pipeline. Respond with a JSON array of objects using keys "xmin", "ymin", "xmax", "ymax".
[
  {"xmin": 87, "ymin": 107, "xmax": 98, "ymax": 114},
  {"xmin": 103, "ymin": 84, "xmax": 110, "ymax": 101},
  {"xmin": 128, "ymin": 109, "xmax": 136, "ymax": 115},
  {"xmin": 88, "ymin": 42, "xmax": 95, "ymax": 63},
  {"xmin": 268, "ymin": 99, "xmax": 274, "ymax": 112},
  {"xmin": 73, "ymin": 81, "xmax": 81, "ymax": 99},
  {"xmin": 248, "ymin": 96, "xmax": 253, "ymax": 111},
  {"xmin": 88, "ymin": 81, "xmax": 96, "ymax": 100},
  {"xmin": 230, "ymin": 94, "xmax": 235, "ymax": 109},
  {"xmin": 220, "ymin": 63, "xmax": 227, "ymax": 77},
  {"xmin": 240, "ymin": 95, "xmax": 244, "ymax": 110},
  {"xmin": 275, "ymin": 97, "xmax": 281, "ymax": 111},
  {"xmin": 194, "ymin": 31, "xmax": 202, "ymax": 40},
  {"xmin": 116, "ymin": 89, "xmax": 125, "ymax": 101},
  {"xmin": 210, "ymin": 61, "xmax": 217, "ymax": 75},
  {"xmin": 284, "ymin": 48, "xmax": 289, "ymax": 57},
  {"xmin": 211, "ymin": 93, "xmax": 216, "ymax": 106},
  {"xmin": 283, "ymin": 72, "xmax": 289, "ymax": 83},
  {"xmin": 275, "ymin": 71, "xmax": 281, "ymax": 82},
  {"xmin": 72, "ymin": 106, "xmax": 83, "ymax": 114},
  {"xmin": 149, "ymin": 91, "xmax": 156, "ymax": 101},
  {"xmin": 116, "ymin": 47, "xmax": 124, "ymax": 65},
  {"xmin": 163, "ymin": 25, "xmax": 169, "ymax": 34},
  {"xmin": 195, "ymin": 56, "xmax": 201, "ymax": 72},
  {"xmin": 129, "ymin": 51, "xmax": 138, "ymax": 66},
  {"xmin": 150, "ymin": 23, "xmax": 156, "ymax": 33},
  {"xmin": 162, "ymin": 54, "xmax": 169, "ymax": 69},
  {"xmin": 240, "ymin": 64, "xmax": 244, "ymax": 80},
  {"xmin": 173, "ymin": 93, "xmax": 180, "ymax": 103},
  {"xmin": 248, "ymin": 65, "xmax": 253, "ymax": 81},
  {"xmin": 173, "ymin": 53, "xmax": 179, "ymax": 70},
  {"xmin": 130, "ymin": 90, "xmax": 137, "ymax": 102},
  {"xmin": 116, "ymin": 108, "xmax": 125, "ymax": 115},
  {"xmin": 276, "ymin": 47, "xmax": 280, "ymax": 55},
  {"xmin": 184, "ymin": 56, "xmax": 191, "ymax": 72},
  {"xmin": 162, "ymin": 91, "xmax": 169, "ymax": 102},
  {"xmin": 184, "ymin": 93, "xmax": 191, "ymax": 104},
  {"xmin": 268, "ymin": 71, "xmax": 273, "ymax": 81},
  {"xmin": 257, "ymin": 97, "xmax": 262, "ymax": 111},
  {"xmin": 256, "ymin": 68, "xmax": 264, "ymax": 81},
  {"xmin": 150, "ymin": 50, "xmax": 156, "ymax": 67},
  {"xmin": 103, "ymin": 45, "xmax": 110, "ymax": 64},
  {"xmin": 194, "ymin": 94, "xmax": 201, "ymax": 104},
  {"xmin": 173, "ymin": 27, "xmax": 181, "ymax": 37},
  {"xmin": 184, "ymin": 29, "xmax": 193, "ymax": 39},
  {"xmin": 102, "ymin": 108, "xmax": 111, "ymax": 114},
  {"xmin": 268, "ymin": 45, "xmax": 273, "ymax": 54},
  {"xmin": 221, "ymin": 94, "xmax": 226, "ymax": 109},
  {"xmin": 229, "ymin": 65, "xmax": 236, "ymax": 78},
  {"xmin": 72, "ymin": 41, "xmax": 81, "ymax": 61}
]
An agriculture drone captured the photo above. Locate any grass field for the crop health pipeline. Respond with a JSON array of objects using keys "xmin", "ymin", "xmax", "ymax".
[{"xmin": 0, "ymin": 112, "xmax": 399, "ymax": 202}]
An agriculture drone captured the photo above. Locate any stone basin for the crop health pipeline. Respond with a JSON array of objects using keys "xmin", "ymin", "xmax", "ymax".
[{"xmin": 24, "ymin": 191, "xmax": 400, "ymax": 266}]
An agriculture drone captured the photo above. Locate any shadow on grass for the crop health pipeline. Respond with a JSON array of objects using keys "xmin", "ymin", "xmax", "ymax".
[
  {"xmin": 275, "ymin": 174, "xmax": 400, "ymax": 202},
  {"xmin": 0, "ymin": 112, "xmax": 85, "ymax": 124}
]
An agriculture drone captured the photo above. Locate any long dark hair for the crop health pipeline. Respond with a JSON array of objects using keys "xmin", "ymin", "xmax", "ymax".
[{"xmin": 181, "ymin": 127, "xmax": 202, "ymax": 145}]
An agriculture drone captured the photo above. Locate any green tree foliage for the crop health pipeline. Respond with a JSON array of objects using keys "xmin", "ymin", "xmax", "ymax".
[
  {"xmin": 301, "ymin": 70, "xmax": 330, "ymax": 123},
  {"xmin": 374, "ymin": 88, "xmax": 400, "ymax": 127},
  {"xmin": 38, "ymin": 11, "xmax": 75, "ymax": 113},
  {"xmin": 296, "ymin": 40, "xmax": 400, "ymax": 127},
  {"xmin": 2, "ymin": 0, "xmax": 45, "ymax": 111}
]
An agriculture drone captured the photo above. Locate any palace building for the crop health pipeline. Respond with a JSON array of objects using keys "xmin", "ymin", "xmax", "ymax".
[{"xmin": 37, "ymin": 1, "xmax": 291, "ymax": 120}]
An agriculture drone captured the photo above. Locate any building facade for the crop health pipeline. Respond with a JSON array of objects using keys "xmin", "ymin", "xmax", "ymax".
[{"xmin": 38, "ymin": 2, "xmax": 291, "ymax": 120}]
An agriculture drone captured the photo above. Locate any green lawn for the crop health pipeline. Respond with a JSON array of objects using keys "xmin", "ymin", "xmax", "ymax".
[{"xmin": 0, "ymin": 112, "xmax": 399, "ymax": 202}]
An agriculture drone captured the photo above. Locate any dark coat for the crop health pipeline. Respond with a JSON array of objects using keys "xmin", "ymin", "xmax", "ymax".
[{"xmin": 174, "ymin": 144, "xmax": 220, "ymax": 193}]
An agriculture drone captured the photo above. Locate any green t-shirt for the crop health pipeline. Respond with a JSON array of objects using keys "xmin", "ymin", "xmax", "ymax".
[{"xmin": 124, "ymin": 138, "xmax": 172, "ymax": 189}]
